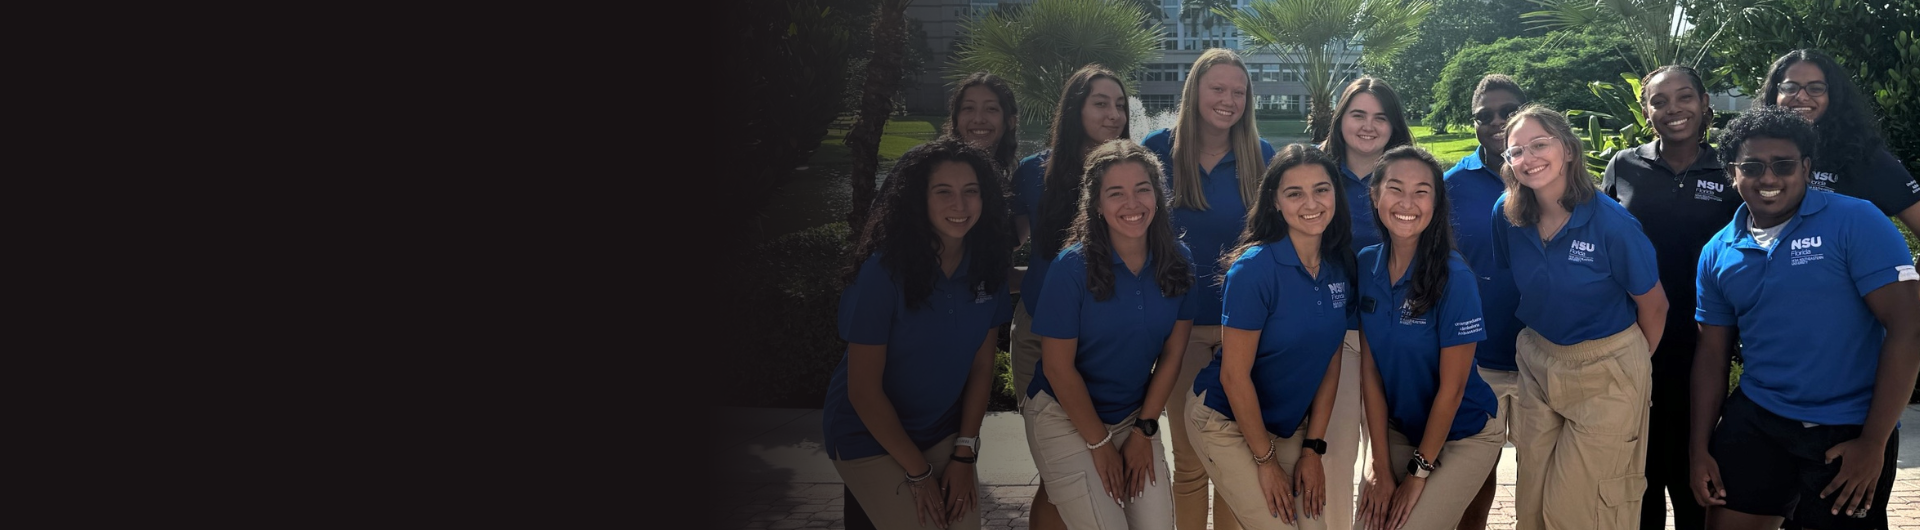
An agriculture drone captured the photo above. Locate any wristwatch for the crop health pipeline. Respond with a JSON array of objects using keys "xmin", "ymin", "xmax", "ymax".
[
  {"xmin": 1406, "ymin": 450, "xmax": 1437, "ymax": 479},
  {"xmin": 955, "ymin": 436, "xmax": 980, "ymax": 454},
  {"xmin": 1134, "ymin": 417, "xmax": 1159, "ymax": 438},
  {"xmin": 1301, "ymin": 438, "xmax": 1328, "ymax": 455}
]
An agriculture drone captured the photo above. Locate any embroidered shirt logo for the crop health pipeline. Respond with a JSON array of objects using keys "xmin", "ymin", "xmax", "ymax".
[
  {"xmin": 1454, "ymin": 317, "xmax": 1484, "ymax": 336},
  {"xmin": 1568, "ymin": 240, "xmax": 1596, "ymax": 263},
  {"xmin": 1908, "ymin": 180, "xmax": 1920, "ymax": 195},
  {"xmin": 1789, "ymin": 236, "xmax": 1825, "ymax": 266},
  {"xmin": 974, "ymin": 282, "xmax": 993, "ymax": 303},
  {"xmin": 1898, "ymin": 265, "xmax": 1918, "ymax": 282},
  {"xmin": 1399, "ymin": 300, "xmax": 1427, "ymax": 325},
  {"xmin": 1329, "ymin": 282, "xmax": 1348, "ymax": 308},
  {"xmin": 1811, "ymin": 171, "xmax": 1838, "ymax": 192},
  {"xmin": 1694, "ymin": 179, "xmax": 1726, "ymax": 201}
]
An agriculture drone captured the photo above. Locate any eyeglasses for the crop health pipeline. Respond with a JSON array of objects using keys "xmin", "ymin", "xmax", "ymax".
[
  {"xmin": 1778, "ymin": 81, "xmax": 1828, "ymax": 97},
  {"xmin": 1474, "ymin": 105, "xmax": 1520, "ymax": 126},
  {"xmin": 1732, "ymin": 159, "xmax": 1806, "ymax": 178},
  {"xmin": 1501, "ymin": 137, "xmax": 1558, "ymax": 162}
]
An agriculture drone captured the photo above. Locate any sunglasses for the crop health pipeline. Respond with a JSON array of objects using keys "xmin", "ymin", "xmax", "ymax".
[
  {"xmin": 1732, "ymin": 159, "xmax": 1806, "ymax": 178},
  {"xmin": 1778, "ymin": 81, "xmax": 1828, "ymax": 97},
  {"xmin": 1474, "ymin": 105, "xmax": 1520, "ymax": 126}
]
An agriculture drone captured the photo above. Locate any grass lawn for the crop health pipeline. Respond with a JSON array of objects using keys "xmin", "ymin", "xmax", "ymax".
[
  {"xmin": 1257, "ymin": 118, "xmax": 1479, "ymax": 166},
  {"xmin": 806, "ymin": 115, "xmax": 948, "ymax": 168}
]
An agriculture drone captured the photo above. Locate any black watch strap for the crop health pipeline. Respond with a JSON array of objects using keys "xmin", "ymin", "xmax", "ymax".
[
  {"xmin": 1302, "ymin": 438, "xmax": 1327, "ymax": 455},
  {"xmin": 951, "ymin": 453, "xmax": 978, "ymax": 464},
  {"xmin": 1134, "ymin": 417, "xmax": 1159, "ymax": 437}
]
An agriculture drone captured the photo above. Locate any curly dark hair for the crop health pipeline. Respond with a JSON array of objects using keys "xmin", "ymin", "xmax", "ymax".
[
  {"xmin": 844, "ymin": 137, "xmax": 1015, "ymax": 309},
  {"xmin": 945, "ymin": 71, "xmax": 1020, "ymax": 173},
  {"xmin": 1758, "ymin": 49, "xmax": 1884, "ymax": 176},
  {"xmin": 1716, "ymin": 105, "xmax": 1819, "ymax": 172},
  {"xmin": 1220, "ymin": 143, "xmax": 1358, "ymax": 288},
  {"xmin": 1066, "ymin": 140, "xmax": 1191, "ymax": 301},
  {"xmin": 1036, "ymin": 64, "xmax": 1130, "ymax": 263},
  {"xmin": 1368, "ymin": 146, "xmax": 1456, "ymax": 317}
]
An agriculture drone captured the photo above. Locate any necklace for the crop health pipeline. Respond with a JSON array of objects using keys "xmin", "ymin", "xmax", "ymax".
[{"xmin": 1303, "ymin": 259, "xmax": 1321, "ymax": 278}]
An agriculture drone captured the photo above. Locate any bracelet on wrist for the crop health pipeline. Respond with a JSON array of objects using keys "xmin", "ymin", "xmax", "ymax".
[
  {"xmin": 1085, "ymin": 426, "xmax": 1116, "ymax": 450},
  {"xmin": 1251, "ymin": 436, "xmax": 1278, "ymax": 465},
  {"xmin": 951, "ymin": 454, "xmax": 978, "ymax": 465},
  {"xmin": 905, "ymin": 463, "xmax": 935, "ymax": 482}
]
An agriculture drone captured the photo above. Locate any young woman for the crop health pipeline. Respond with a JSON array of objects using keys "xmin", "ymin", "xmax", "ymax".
[
  {"xmin": 946, "ymin": 71, "xmax": 1020, "ymax": 175},
  {"xmin": 1024, "ymin": 140, "xmax": 1194, "ymax": 529},
  {"xmin": 1183, "ymin": 143, "xmax": 1357, "ymax": 530},
  {"xmin": 823, "ymin": 137, "xmax": 1016, "ymax": 530},
  {"xmin": 1010, "ymin": 64, "xmax": 1132, "ymax": 529},
  {"xmin": 1600, "ymin": 65, "xmax": 1736, "ymax": 530},
  {"xmin": 1441, "ymin": 74, "xmax": 1528, "ymax": 530},
  {"xmin": 1492, "ymin": 105, "xmax": 1667, "ymax": 530},
  {"xmin": 1689, "ymin": 105, "xmax": 1920, "ymax": 530},
  {"xmin": 1315, "ymin": 75, "xmax": 1417, "ymax": 529},
  {"xmin": 1352, "ymin": 146, "xmax": 1504, "ymax": 530},
  {"xmin": 1759, "ymin": 49, "xmax": 1920, "ymax": 234},
  {"xmin": 1139, "ymin": 48, "xmax": 1275, "ymax": 530}
]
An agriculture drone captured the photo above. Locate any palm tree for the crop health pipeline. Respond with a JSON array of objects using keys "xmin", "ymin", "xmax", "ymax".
[
  {"xmin": 1223, "ymin": 0, "xmax": 1430, "ymax": 143},
  {"xmin": 845, "ymin": 0, "xmax": 913, "ymax": 241},
  {"xmin": 1523, "ymin": 0, "xmax": 1775, "ymax": 74},
  {"xmin": 952, "ymin": 0, "xmax": 1165, "ymax": 125}
]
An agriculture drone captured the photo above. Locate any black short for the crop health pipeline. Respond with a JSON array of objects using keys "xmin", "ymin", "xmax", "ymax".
[{"xmin": 1709, "ymin": 388, "xmax": 1898, "ymax": 529}]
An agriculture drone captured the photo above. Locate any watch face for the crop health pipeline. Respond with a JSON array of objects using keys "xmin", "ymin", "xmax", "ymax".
[{"xmin": 1137, "ymin": 419, "xmax": 1158, "ymax": 437}]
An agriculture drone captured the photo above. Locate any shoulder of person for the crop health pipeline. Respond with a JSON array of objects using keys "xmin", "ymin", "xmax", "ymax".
[{"xmin": 1142, "ymin": 128, "xmax": 1174, "ymax": 148}]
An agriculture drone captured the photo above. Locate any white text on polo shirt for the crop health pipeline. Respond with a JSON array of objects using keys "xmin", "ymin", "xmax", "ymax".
[
  {"xmin": 1789, "ymin": 236, "xmax": 1825, "ymax": 266},
  {"xmin": 1695, "ymin": 179, "xmax": 1726, "ymax": 201},
  {"xmin": 974, "ymin": 282, "xmax": 993, "ymax": 303},
  {"xmin": 1454, "ymin": 317, "xmax": 1484, "ymax": 336},
  {"xmin": 1330, "ymin": 282, "xmax": 1348, "ymax": 308},
  {"xmin": 1568, "ymin": 240, "xmax": 1596, "ymax": 263},
  {"xmin": 1812, "ymin": 171, "xmax": 1838, "ymax": 192},
  {"xmin": 1907, "ymin": 180, "xmax": 1919, "ymax": 195},
  {"xmin": 1399, "ymin": 300, "xmax": 1427, "ymax": 325}
]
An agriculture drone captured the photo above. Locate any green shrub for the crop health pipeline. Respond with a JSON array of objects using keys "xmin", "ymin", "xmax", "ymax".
[
  {"xmin": 1430, "ymin": 29, "xmax": 1633, "ymax": 132},
  {"xmin": 730, "ymin": 222, "xmax": 854, "ymax": 408}
]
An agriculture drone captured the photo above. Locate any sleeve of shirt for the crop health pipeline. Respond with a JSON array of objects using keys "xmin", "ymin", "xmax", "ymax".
[
  {"xmin": 1601, "ymin": 154, "xmax": 1621, "ymax": 199},
  {"xmin": 1259, "ymin": 139, "xmax": 1277, "ymax": 164},
  {"xmin": 1857, "ymin": 149, "xmax": 1920, "ymax": 216},
  {"xmin": 1490, "ymin": 197, "xmax": 1511, "ymax": 270},
  {"xmin": 1219, "ymin": 252, "xmax": 1275, "ymax": 331},
  {"xmin": 1844, "ymin": 202, "xmax": 1919, "ymax": 296},
  {"xmin": 1177, "ymin": 242, "xmax": 1199, "ymax": 321},
  {"xmin": 839, "ymin": 258, "xmax": 898, "ymax": 345},
  {"xmin": 1605, "ymin": 212, "xmax": 1662, "ymax": 296},
  {"xmin": 1033, "ymin": 252, "xmax": 1087, "ymax": 339},
  {"xmin": 1439, "ymin": 258, "xmax": 1488, "ymax": 347},
  {"xmin": 1694, "ymin": 240, "xmax": 1736, "ymax": 327},
  {"xmin": 1012, "ymin": 157, "xmax": 1043, "ymax": 221},
  {"xmin": 992, "ymin": 282, "xmax": 1015, "ymax": 328}
]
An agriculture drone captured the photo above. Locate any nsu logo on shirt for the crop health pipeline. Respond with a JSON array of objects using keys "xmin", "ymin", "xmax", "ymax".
[
  {"xmin": 1694, "ymin": 179, "xmax": 1727, "ymax": 201},
  {"xmin": 1789, "ymin": 236, "xmax": 1825, "ymax": 266},
  {"xmin": 1568, "ymin": 240, "xmax": 1597, "ymax": 263},
  {"xmin": 1329, "ymin": 282, "xmax": 1348, "ymax": 309}
]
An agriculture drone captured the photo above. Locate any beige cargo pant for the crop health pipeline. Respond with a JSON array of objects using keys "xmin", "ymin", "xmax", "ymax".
[
  {"xmin": 1381, "ymin": 411, "xmax": 1506, "ymax": 530},
  {"xmin": 1184, "ymin": 390, "xmax": 1327, "ymax": 530},
  {"xmin": 1025, "ymin": 391, "xmax": 1173, "ymax": 529},
  {"xmin": 832, "ymin": 433, "xmax": 982, "ymax": 530},
  {"xmin": 1165, "ymin": 325, "xmax": 1241, "ymax": 530},
  {"xmin": 1511, "ymin": 324, "xmax": 1652, "ymax": 530}
]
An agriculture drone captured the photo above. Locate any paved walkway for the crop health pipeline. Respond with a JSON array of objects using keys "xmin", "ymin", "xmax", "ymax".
[{"xmin": 719, "ymin": 405, "xmax": 1920, "ymax": 529}]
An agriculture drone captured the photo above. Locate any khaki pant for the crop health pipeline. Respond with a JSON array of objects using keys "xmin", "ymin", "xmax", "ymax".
[
  {"xmin": 1511, "ymin": 325, "xmax": 1651, "ymax": 530},
  {"xmin": 1184, "ymin": 390, "xmax": 1328, "ymax": 530},
  {"xmin": 1324, "ymin": 330, "xmax": 1365, "ymax": 530},
  {"xmin": 1477, "ymin": 365, "xmax": 1519, "ymax": 443},
  {"xmin": 832, "ymin": 433, "xmax": 982, "ymax": 530},
  {"xmin": 1166, "ymin": 325, "xmax": 1240, "ymax": 530},
  {"xmin": 1024, "ymin": 391, "xmax": 1173, "ymax": 529},
  {"xmin": 1382, "ymin": 409, "xmax": 1506, "ymax": 530},
  {"xmin": 1012, "ymin": 305, "xmax": 1044, "ymax": 409}
]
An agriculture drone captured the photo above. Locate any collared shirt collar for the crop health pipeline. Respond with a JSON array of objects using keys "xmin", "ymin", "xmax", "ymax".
[
  {"xmin": 1339, "ymin": 162, "xmax": 1369, "ymax": 185},
  {"xmin": 1366, "ymin": 245, "xmax": 1417, "ymax": 288},
  {"xmin": 1458, "ymin": 146, "xmax": 1491, "ymax": 172},
  {"xmin": 1266, "ymin": 238, "xmax": 1304, "ymax": 268},
  {"xmin": 1566, "ymin": 194, "xmax": 1600, "ymax": 230},
  {"xmin": 1630, "ymin": 141, "xmax": 1724, "ymax": 173}
]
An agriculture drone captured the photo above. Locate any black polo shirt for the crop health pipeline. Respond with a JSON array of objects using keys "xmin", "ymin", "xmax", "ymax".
[
  {"xmin": 1811, "ymin": 147, "xmax": 1920, "ymax": 217},
  {"xmin": 1602, "ymin": 141, "xmax": 1740, "ymax": 354}
]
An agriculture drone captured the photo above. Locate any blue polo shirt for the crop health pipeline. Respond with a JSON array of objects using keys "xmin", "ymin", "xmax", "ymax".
[
  {"xmin": 1028, "ymin": 242, "xmax": 1199, "ymax": 424},
  {"xmin": 1356, "ymin": 245, "xmax": 1497, "ymax": 441},
  {"xmin": 1444, "ymin": 148, "xmax": 1524, "ymax": 370},
  {"xmin": 822, "ymin": 253, "xmax": 1017, "ymax": 460},
  {"xmin": 1013, "ymin": 151, "xmax": 1054, "ymax": 315},
  {"xmin": 1341, "ymin": 163, "xmax": 1382, "ymax": 252},
  {"xmin": 1696, "ymin": 190, "xmax": 1917, "ymax": 425},
  {"xmin": 1142, "ymin": 128, "xmax": 1277, "ymax": 326},
  {"xmin": 1491, "ymin": 193, "xmax": 1660, "ymax": 345},
  {"xmin": 1191, "ymin": 239, "xmax": 1355, "ymax": 437}
]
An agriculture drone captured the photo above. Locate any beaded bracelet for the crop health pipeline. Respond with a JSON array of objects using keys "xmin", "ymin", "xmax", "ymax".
[
  {"xmin": 1085, "ymin": 426, "xmax": 1116, "ymax": 450},
  {"xmin": 1251, "ymin": 436, "xmax": 1278, "ymax": 465},
  {"xmin": 905, "ymin": 463, "xmax": 935, "ymax": 482}
]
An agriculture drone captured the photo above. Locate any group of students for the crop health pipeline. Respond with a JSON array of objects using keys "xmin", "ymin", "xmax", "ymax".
[{"xmin": 817, "ymin": 47, "xmax": 1920, "ymax": 530}]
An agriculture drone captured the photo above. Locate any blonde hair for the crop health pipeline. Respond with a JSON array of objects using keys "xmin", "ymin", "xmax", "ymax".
[
  {"xmin": 1498, "ymin": 105, "xmax": 1596, "ymax": 226},
  {"xmin": 1170, "ymin": 49, "xmax": 1264, "ymax": 210}
]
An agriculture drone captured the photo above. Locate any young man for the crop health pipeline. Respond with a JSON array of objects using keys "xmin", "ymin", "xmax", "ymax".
[
  {"xmin": 1441, "ymin": 74, "xmax": 1526, "ymax": 530},
  {"xmin": 1689, "ymin": 105, "xmax": 1920, "ymax": 530}
]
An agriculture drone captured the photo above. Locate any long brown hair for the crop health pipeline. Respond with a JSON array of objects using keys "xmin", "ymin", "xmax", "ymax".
[
  {"xmin": 1068, "ymin": 140, "xmax": 1191, "ymax": 301},
  {"xmin": 1319, "ymin": 76, "xmax": 1414, "ymax": 167},
  {"xmin": 1219, "ymin": 143, "xmax": 1357, "ymax": 288},
  {"xmin": 1036, "ymin": 64, "xmax": 1130, "ymax": 262},
  {"xmin": 1499, "ymin": 105, "xmax": 1595, "ymax": 227},
  {"xmin": 1170, "ymin": 49, "xmax": 1265, "ymax": 210}
]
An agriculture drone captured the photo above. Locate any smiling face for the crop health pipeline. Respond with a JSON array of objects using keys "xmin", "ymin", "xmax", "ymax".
[
  {"xmin": 1644, "ymin": 70, "xmax": 1706, "ymax": 144},
  {"xmin": 1195, "ymin": 64, "xmax": 1248, "ymax": 134},
  {"xmin": 927, "ymin": 160, "xmax": 983, "ymax": 250},
  {"xmin": 1375, "ymin": 159, "xmax": 1437, "ymax": 243},
  {"xmin": 1472, "ymin": 89, "xmax": 1521, "ymax": 163},
  {"xmin": 1731, "ymin": 137, "xmax": 1809, "ymax": 228},
  {"xmin": 1098, "ymin": 161, "xmax": 1157, "ymax": 243},
  {"xmin": 1276, "ymin": 164, "xmax": 1337, "ymax": 240},
  {"xmin": 1340, "ymin": 92, "xmax": 1389, "ymax": 158},
  {"xmin": 1504, "ymin": 117, "xmax": 1571, "ymax": 193},
  {"xmin": 956, "ymin": 85, "xmax": 1005, "ymax": 151},
  {"xmin": 1082, "ymin": 78, "xmax": 1128, "ymax": 145},
  {"xmin": 1776, "ymin": 61, "xmax": 1829, "ymax": 123}
]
